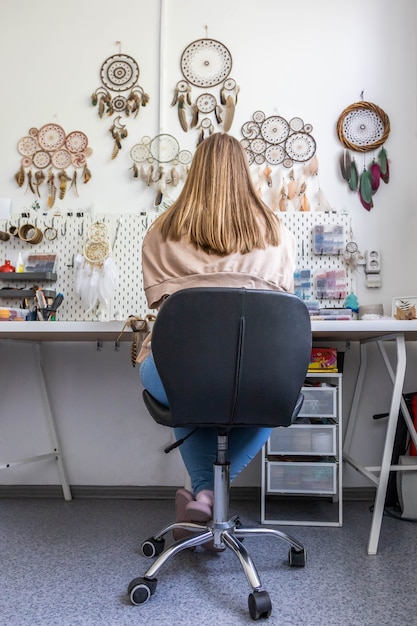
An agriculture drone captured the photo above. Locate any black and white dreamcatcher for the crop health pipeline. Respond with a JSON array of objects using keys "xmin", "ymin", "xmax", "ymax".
[
  {"xmin": 129, "ymin": 134, "xmax": 193, "ymax": 207},
  {"xmin": 171, "ymin": 37, "xmax": 239, "ymax": 142},
  {"xmin": 337, "ymin": 99, "xmax": 390, "ymax": 211},
  {"xmin": 91, "ymin": 45, "xmax": 150, "ymax": 159}
]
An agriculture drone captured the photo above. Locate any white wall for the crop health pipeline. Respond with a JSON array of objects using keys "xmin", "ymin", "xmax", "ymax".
[{"xmin": 1, "ymin": 0, "xmax": 417, "ymax": 489}]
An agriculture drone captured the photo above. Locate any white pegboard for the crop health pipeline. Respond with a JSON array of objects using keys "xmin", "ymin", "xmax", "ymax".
[
  {"xmin": 0, "ymin": 210, "xmax": 355, "ymax": 320},
  {"xmin": 280, "ymin": 211, "xmax": 355, "ymax": 304}
]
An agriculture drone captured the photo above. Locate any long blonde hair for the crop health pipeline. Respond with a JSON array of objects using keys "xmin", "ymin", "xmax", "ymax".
[{"xmin": 151, "ymin": 133, "xmax": 281, "ymax": 255}]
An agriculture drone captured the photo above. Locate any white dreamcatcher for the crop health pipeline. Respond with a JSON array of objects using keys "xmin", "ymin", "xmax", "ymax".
[{"xmin": 172, "ymin": 34, "xmax": 239, "ymax": 143}]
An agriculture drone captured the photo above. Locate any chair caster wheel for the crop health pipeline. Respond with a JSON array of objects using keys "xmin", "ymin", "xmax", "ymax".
[
  {"xmin": 128, "ymin": 576, "xmax": 157, "ymax": 605},
  {"xmin": 248, "ymin": 590, "xmax": 272, "ymax": 620},
  {"xmin": 289, "ymin": 546, "xmax": 306, "ymax": 567},
  {"xmin": 141, "ymin": 537, "xmax": 165, "ymax": 558}
]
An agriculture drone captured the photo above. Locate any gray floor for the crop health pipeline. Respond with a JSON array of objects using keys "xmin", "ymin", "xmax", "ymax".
[{"xmin": 1, "ymin": 496, "xmax": 416, "ymax": 626}]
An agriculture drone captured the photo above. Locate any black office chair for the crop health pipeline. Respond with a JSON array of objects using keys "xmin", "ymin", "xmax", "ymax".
[{"xmin": 128, "ymin": 287, "xmax": 312, "ymax": 620}]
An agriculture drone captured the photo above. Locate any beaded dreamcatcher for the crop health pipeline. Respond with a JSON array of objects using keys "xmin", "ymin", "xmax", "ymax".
[
  {"xmin": 15, "ymin": 123, "xmax": 92, "ymax": 209},
  {"xmin": 91, "ymin": 44, "xmax": 150, "ymax": 159},
  {"xmin": 239, "ymin": 110, "xmax": 328, "ymax": 212},
  {"xmin": 129, "ymin": 134, "xmax": 192, "ymax": 207},
  {"xmin": 336, "ymin": 99, "xmax": 390, "ymax": 210},
  {"xmin": 172, "ymin": 35, "xmax": 239, "ymax": 143}
]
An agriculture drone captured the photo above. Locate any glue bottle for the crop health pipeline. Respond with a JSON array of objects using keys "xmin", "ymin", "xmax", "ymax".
[{"xmin": 17, "ymin": 252, "xmax": 24, "ymax": 273}]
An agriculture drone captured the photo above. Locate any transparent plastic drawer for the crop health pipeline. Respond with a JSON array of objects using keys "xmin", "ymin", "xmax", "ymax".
[
  {"xmin": 267, "ymin": 424, "xmax": 336, "ymax": 456},
  {"xmin": 266, "ymin": 461, "xmax": 337, "ymax": 494},
  {"xmin": 299, "ymin": 386, "xmax": 337, "ymax": 418}
]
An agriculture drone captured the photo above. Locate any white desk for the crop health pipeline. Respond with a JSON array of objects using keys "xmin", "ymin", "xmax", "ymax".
[
  {"xmin": 312, "ymin": 319, "xmax": 417, "ymax": 555},
  {"xmin": 1, "ymin": 319, "xmax": 417, "ymax": 555},
  {"xmin": 0, "ymin": 322, "xmax": 130, "ymax": 501}
]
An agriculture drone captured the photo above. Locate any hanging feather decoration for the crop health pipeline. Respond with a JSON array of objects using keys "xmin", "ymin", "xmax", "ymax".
[
  {"xmin": 339, "ymin": 150, "xmax": 352, "ymax": 181},
  {"xmin": 348, "ymin": 158, "xmax": 359, "ymax": 191},
  {"xmin": 287, "ymin": 170, "xmax": 297, "ymax": 200},
  {"xmin": 304, "ymin": 154, "xmax": 319, "ymax": 177},
  {"xmin": 223, "ymin": 95, "xmax": 235, "ymax": 132},
  {"xmin": 263, "ymin": 165, "xmax": 272, "ymax": 187},
  {"xmin": 316, "ymin": 188, "xmax": 333, "ymax": 212},
  {"xmin": 15, "ymin": 165, "xmax": 25, "ymax": 187},
  {"xmin": 279, "ymin": 188, "xmax": 288, "ymax": 212},
  {"xmin": 177, "ymin": 94, "xmax": 188, "ymax": 132},
  {"xmin": 300, "ymin": 193, "xmax": 311, "ymax": 212},
  {"xmin": 359, "ymin": 168, "xmax": 374, "ymax": 211},
  {"xmin": 369, "ymin": 160, "xmax": 381, "ymax": 192},
  {"xmin": 378, "ymin": 147, "xmax": 390, "ymax": 183}
]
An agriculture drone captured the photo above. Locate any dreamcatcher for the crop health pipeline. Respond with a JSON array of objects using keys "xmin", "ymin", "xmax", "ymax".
[
  {"xmin": 130, "ymin": 134, "xmax": 192, "ymax": 206},
  {"xmin": 240, "ymin": 110, "xmax": 328, "ymax": 212},
  {"xmin": 337, "ymin": 98, "xmax": 390, "ymax": 210},
  {"xmin": 172, "ymin": 36, "xmax": 239, "ymax": 142},
  {"xmin": 91, "ymin": 44, "xmax": 150, "ymax": 159},
  {"xmin": 74, "ymin": 222, "xmax": 119, "ymax": 313},
  {"xmin": 15, "ymin": 124, "xmax": 92, "ymax": 209}
]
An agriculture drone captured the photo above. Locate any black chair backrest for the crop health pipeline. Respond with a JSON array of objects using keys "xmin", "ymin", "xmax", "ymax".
[{"xmin": 147, "ymin": 287, "xmax": 312, "ymax": 428}]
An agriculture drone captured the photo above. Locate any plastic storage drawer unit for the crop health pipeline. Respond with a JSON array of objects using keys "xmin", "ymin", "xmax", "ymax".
[
  {"xmin": 267, "ymin": 461, "xmax": 337, "ymax": 495},
  {"xmin": 299, "ymin": 386, "xmax": 337, "ymax": 418},
  {"xmin": 267, "ymin": 424, "xmax": 336, "ymax": 456}
]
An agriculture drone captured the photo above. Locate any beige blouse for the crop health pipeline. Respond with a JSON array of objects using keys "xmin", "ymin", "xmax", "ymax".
[
  {"xmin": 137, "ymin": 219, "xmax": 297, "ymax": 363},
  {"xmin": 141, "ymin": 221, "xmax": 297, "ymax": 310}
]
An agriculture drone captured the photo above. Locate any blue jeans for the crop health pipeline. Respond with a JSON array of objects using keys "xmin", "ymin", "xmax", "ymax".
[{"xmin": 140, "ymin": 353, "xmax": 273, "ymax": 496}]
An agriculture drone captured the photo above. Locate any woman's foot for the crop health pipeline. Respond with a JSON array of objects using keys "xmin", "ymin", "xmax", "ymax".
[
  {"xmin": 185, "ymin": 489, "xmax": 214, "ymax": 523},
  {"xmin": 172, "ymin": 488, "xmax": 196, "ymax": 543}
]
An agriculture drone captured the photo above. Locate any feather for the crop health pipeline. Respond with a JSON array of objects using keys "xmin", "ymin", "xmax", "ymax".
[
  {"xmin": 359, "ymin": 194, "xmax": 373, "ymax": 211},
  {"xmin": 171, "ymin": 87, "xmax": 179, "ymax": 107},
  {"xmin": 214, "ymin": 105, "xmax": 222, "ymax": 125},
  {"xmin": 223, "ymin": 95, "xmax": 235, "ymax": 132},
  {"xmin": 287, "ymin": 170, "xmax": 297, "ymax": 199},
  {"xmin": 339, "ymin": 150, "xmax": 351, "ymax": 181},
  {"xmin": 359, "ymin": 168, "xmax": 373, "ymax": 206},
  {"xmin": 369, "ymin": 161, "xmax": 381, "ymax": 192},
  {"xmin": 378, "ymin": 147, "xmax": 388, "ymax": 175},
  {"xmin": 15, "ymin": 165, "xmax": 25, "ymax": 187},
  {"xmin": 279, "ymin": 188, "xmax": 288, "ymax": 212},
  {"xmin": 381, "ymin": 160, "xmax": 390, "ymax": 184},
  {"xmin": 170, "ymin": 167, "xmax": 179, "ymax": 187},
  {"xmin": 316, "ymin": 188, "xmax": 333, "ymax": 211},
  {"xmin": 26, "ymin": 170, "xmax": 35, "ymax": 195},
  {"xmin": 263, "ymin": 165, "xmax": 272, "ymax": 187},
  {"xmin": 190, "ymin": 104, "xmax": 199, "ymax": 128},
  {"xmin": 348, "ymin": 159, "xmax": 358, "ymax": 191},
  {"xmin": 300, "ymin": 193, "xmax": 310, "ymax": 212},
  {"xmin": 304, "ymin": 154, "xmax": 319, "ymax": 177},
  {"xmin": 178, "ymin": 94, "xmax": 188, "ymax": 132}
]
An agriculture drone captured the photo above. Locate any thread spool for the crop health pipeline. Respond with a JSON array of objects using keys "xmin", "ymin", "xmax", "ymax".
[{"xmin": 18, "ymin": 223, "xmax": 43, "ymax": 244}]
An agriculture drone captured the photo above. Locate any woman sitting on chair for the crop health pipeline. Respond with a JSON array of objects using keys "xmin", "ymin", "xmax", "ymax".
[{"xmin": 139, "ymin": 132, "xmax": 297, "ymax": 546}]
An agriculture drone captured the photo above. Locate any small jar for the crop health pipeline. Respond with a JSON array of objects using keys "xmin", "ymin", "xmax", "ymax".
[{"xmin": 0, "ymin": 259, "xmax": 15, "ymax": 272}]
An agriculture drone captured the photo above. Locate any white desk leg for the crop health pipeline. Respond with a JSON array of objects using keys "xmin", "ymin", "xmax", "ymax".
[
  {"xmin": 343, "ymin": 342, "xmax": 367, "ymax": 456},
  {"xmin": 37, "ymin": 343, "xmax": 72, "ymax": 501},
  {"xmin": 367, "ymin": 335, "xmax": 406, "ymax": 555}
]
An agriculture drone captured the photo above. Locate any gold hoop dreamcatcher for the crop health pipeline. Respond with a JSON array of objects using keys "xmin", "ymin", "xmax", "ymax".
[{"xmin": 337, "ymin": 99, "xmax": 390, "ymax": 210}]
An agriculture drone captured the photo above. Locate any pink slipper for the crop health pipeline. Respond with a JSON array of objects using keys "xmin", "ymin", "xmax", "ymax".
[
  {"xmin": 185, "ymin": 499, "xmax": 212, "ymax": 523},
  {"xmin": 173, "ymin": 488, "xmax": 196, "ymax": 543}
]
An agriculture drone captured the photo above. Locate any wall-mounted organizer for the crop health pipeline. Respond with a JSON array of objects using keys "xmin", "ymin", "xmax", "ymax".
[
  {"xmin": 0, "ymin": 210, "xmax": 355, "ymax": 321},
  {"xmin": 261, "ymin": 371, "xmax": 343, "ymax": 527}
]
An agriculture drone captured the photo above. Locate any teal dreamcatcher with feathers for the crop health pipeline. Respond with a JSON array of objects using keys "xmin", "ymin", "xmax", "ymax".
[{"xmin": 336, "ymin": 98, "xmax": 390, "ymax": 210}]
